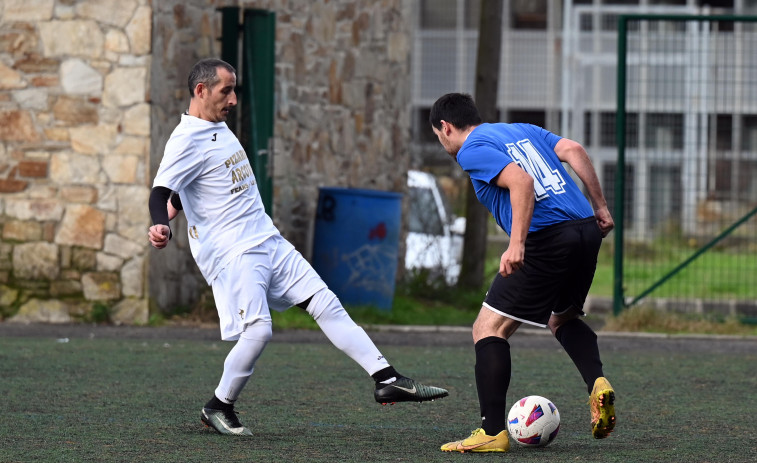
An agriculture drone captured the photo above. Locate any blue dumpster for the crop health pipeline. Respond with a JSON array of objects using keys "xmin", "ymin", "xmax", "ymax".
[{"xmin": 312, "ymin": 187, "xmax": 402, "ymax": 310}]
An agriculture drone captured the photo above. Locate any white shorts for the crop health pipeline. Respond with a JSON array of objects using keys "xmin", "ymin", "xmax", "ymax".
[{"xmin": 211, "ymin": 234, "xmax": 327, "ymax": 341}]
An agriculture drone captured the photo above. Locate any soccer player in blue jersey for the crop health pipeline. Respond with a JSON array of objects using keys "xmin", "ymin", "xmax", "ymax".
[{"xmin": 430, "ymin": 93, "xmax": 616, "ymax": 453}]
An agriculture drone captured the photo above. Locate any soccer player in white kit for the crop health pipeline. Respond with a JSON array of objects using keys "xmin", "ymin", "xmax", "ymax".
[{"xmin": 148, "ymin": 58, "xmax": 448, "ymax": 436}]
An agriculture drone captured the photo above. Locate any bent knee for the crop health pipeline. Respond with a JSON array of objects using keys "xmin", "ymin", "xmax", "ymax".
[
  {"xmin": 303, "ymin": 288, "xmax": 344, "ymax": 321},
  {"xmin": 472, "ymin": 307, "xmax": 520, "ymax": 342},
  {"xmin": 240, "ymin": 319, "xmax": 273, "ymax": 342},
  {"xmin": 548, "ymin": 311, "xmax": 581, "ymax": 335}
]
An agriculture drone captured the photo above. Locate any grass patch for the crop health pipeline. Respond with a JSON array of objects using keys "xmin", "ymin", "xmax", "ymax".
[
  {"xmin": 591, "ymin": 240, "xmax": 757, "ymax": 300},
  {"xmin": 603, "ymin": 305, "xmax": 757, "ymax": 336}
]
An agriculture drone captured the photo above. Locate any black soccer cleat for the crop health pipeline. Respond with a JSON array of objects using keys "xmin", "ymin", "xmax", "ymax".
[
  {"xmin": 201, "ymin": 407, "xmax": 253, "ymax": 436},
  {"xmin": 374, "ymin": 376, "xmax": 449, "ymax": 404}
]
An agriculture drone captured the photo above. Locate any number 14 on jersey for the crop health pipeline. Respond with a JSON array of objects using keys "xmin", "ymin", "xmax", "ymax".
[{"xmin": 506, "ymin": 139, "xmax": 566, "ymax": 201}]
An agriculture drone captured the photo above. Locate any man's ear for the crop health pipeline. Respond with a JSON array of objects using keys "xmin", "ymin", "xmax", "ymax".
[
  {"xmin": 194, "ymin": 83, "xmax": 206, "ymax": 98},
  {"xmin": 441, "ymin": 120, "xmax": 452, "ymax": 135}
]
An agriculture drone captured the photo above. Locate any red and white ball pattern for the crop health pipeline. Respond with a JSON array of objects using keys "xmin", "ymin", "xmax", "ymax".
[{"xmin": 507, "ymin": 395, "xmax": 561, "ymax": 447}]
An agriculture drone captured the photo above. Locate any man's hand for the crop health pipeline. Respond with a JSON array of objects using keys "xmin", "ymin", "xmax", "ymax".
[
  {"xmin": 594, "ymin": 206, "xmax": 614, "ymax": 238},
  {"xmin": 148, "ymin": 224, "xmax": 171, "ymax": 249},
  {"xmin": 499, "ymin": 243, "xmax": 525, "ymax": 277}
]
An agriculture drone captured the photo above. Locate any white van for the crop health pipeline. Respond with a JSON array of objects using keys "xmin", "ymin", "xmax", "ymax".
[{"xmin": 405, "ymin": 170, "xmax": 466, "ymax": 285}]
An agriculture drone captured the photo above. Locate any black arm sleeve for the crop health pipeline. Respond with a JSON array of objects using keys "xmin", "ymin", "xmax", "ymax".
[
  {"xmin": 149, "ymin": 186, "xmax": 172, "ymax": 226},
  {"xmin": 169, "ymin": 192, "xmax": 183, "ymax": 211}
]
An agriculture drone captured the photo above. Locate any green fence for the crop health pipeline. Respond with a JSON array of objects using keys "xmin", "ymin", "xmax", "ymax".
[{"xmin": 613, "ymin": 15, "xmax": 757, "ymax": 321}]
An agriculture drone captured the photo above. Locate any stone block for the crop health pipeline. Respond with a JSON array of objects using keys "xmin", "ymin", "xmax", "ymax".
[
  {"xmin": 9, "ymin": 298, "xmax": 71, "ymax": 324},
  {"xmin": 71, "ymin": 247, "xmax": 96, "ymax": 270},
  {"xmin": 50, "ymin": 279, "xmax": 83, "ymax": 297},
  {"xmin": 18, "ymin": 160, "xmax": 48, "ymax": 178},
  {"xmin": 0, "ymin": 178, "xmax": 28, "ymax": 193},
  {"xmin": 103, "ymin": 67, "xmax": 147, "ymax": 107},
  {"xmin": 125, "ymin": 5, "xmax": 152, "ymax": 55},
  {"xmin": 3, "ymin": 220, "xmax": 42, "ymax": 242},
  {"xmin": 121, "ymin": 255, "xmax": 144, "ymax": 297},
  {"xmin": 53, "ymin": 96, "xmax": 99, "ymax": 125},
  {"xmin": 59, "ymin": 186, "xmax": 98, "ymax": 204},
  {"xmin": 38, "ymin": 20, "xmax": 104, "ymax": 58},
  {"xmin": 111, "ymin": 297, "xmax": 148, "ymax": 325},
  {"xmin": 50, "ymin": 151, "xmax": 104, "ymax": 184},
  {"xmin": 60, "ymin": 59, "xmax": 103, "ymax": 95},
  {"xmin": 13, "ymin": 54, "xmax": 60, "ymax": 73},
  {"xmin": 103, "ymin": 233, "xmax": 143, "ymax": 259},
  {"xmin": 55, "ymin": 204, "xmax": 105, "ymax": 249},
  {"xmin": 12, "ymin": 241, "xmax": 59, "ymax": 279},
  {"xmin": 0, "ymin": 109, "xmax": 40, "ymax": 142},
  {"xmin": 76, "ymin": 0, "xmax": 138, "ymax": 28},
  {"xmin": 0, "ymin": 62, "xmax": 26, "ymax": 89},
  {"xmin": 81, "ymin": 272, "xmax": 120, "ymax": 300},
  {"xmin": 69, "ymin": 124, "xmax": 117, "ymax": 155},
  {"xmin": 4, "ymin": 198, "xmax": 63, "ymax": 221},
  {"xmin": 2, "ymin": 0, "xmax": 55, "ymax": 21},
  {"xmin": 0, "ymin": 285, "xmax": 19, "ymax": 306}
]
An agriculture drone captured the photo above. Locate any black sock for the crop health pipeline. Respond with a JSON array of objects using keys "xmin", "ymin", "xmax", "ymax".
[
  {"xmin": 474, "ymin": 336, "xmax": 511, "ymax": 436},
  {"xmin": 372, "ymin": 366, "xmax": 400, "ymax": 384},
  {"xmin": 205, "ymin": 395, "xmax": 233, "ymax": 411},
  {"xmin": 555, "ymin": 318, "xmax": 604, "ymax": 394}
]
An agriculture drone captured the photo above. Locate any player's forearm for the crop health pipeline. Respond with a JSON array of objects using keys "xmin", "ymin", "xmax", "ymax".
[
  {"xmin": 149, "ymin": 186, "xmax": 172, "ymax": 226},
  {"xmin": 556, "ymin": 140, "xmax": 608, "ymax": 211},
  {"xmin": 509, "ymin": 183, "xmax": 534, "ymax": 244},
  {"xmin": 574, "ymin": 162, "xmax": 608, "ymax": 212}
]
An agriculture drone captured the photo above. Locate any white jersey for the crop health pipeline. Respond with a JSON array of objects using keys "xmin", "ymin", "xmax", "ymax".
[{"xmin": 153, "ymin": 114, "xmax": 279, "ymax": 283}]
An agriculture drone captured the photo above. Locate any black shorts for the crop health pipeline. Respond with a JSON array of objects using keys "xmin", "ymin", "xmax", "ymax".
[{"xmin": 483, "ymin": 217, "xmax": 602, "ymax": 327}]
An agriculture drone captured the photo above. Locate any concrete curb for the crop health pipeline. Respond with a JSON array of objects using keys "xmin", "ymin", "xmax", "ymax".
[{"xmin": 362, "ymin": 323, "xmax": 757, "ymax": 341}]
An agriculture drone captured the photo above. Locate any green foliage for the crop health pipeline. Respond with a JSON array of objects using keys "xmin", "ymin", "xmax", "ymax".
[
  {"xmin": 147, "ymin": 312, "xmax": 166, "ymax": 326},
  {"xmin": 88, "ymin": 302, "xmax": 111, "ymax": 324}
]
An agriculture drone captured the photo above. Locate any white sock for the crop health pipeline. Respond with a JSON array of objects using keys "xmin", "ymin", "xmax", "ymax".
[
  {"xmin": 305, "ymin": 288, "xmax": 390, "ymax": 376},
  {"xmin": 214, "ymin": 319, "xmax": 272, "ymax": 404}
]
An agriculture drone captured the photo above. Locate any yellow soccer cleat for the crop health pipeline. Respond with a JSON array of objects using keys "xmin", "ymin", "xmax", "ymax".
[
  {"xmin": 590, "ymin": 377, "xmax": 616, "ymax": 439},
  {"xmin": 440, "ymin": 428, "xmax": 510, "ymax": 453}
]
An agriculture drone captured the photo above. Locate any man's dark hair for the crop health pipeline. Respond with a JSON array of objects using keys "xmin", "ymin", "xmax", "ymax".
[
  {"xmin": 187, "ymin": 58, "xmax": 237, "ymax": 97},
  {"xmin": 429, "ymin": 93, "xmax": 482, "ymax": 130}
]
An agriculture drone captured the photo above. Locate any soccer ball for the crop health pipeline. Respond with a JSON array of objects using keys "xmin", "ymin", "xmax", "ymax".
[{"xmin": 507, "ymin": 395, "xmax": 560, "ymax": 447}]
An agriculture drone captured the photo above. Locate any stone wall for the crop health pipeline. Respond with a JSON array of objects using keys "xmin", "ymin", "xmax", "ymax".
[
  {"xmin": 1, "ymin": 0, "xmax": 413, "ymax": 322},
  {"xmin": 0, "ymin": 0, "xmax": 153, "ymax": 324}
]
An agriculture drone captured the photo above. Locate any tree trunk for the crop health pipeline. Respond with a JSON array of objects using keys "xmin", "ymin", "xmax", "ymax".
[{"xmin": 459, "ymin": 0, "xmax": 503, "ymax": 290}]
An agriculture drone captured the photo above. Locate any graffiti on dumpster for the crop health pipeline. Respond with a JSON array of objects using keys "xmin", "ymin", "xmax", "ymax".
[{"xmin": 340, "ymin": 243, "xmax": 396, "ymax": 296}]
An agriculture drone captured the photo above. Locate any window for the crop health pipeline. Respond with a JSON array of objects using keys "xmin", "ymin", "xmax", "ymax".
[
  {"xmin": 413, "ymin": 107, "xmax": 437, "ymax": 144},
  {"xmin": 420, "ymin": 0, "xmax": 456, "ymax": 29},
  {"xmin": 603, "ymin": 162, "xmax": 635, "ymax": 225},
  {"xmin": 714, "ymin": 159, "xmax": 757, "ymax": 201},
  {"xmin": 507, "ymin": 109, "xmax": 545, "ymax": 127},
  {"xmin": 645, "ymin": 113, "xmax": 683, "ymax": 150},
  {"xmin": 711, "ymin": 114, "xmax": 733, "ymax": 151},
  {"xmin": 420, "ymin": 0, "xmax": 480, "ymax": 30},
  {"xmin": 408, "ymin": 187, "xmax": 444, "ymax": 235},
  {"xmin": 600, "ymin": 112, "xmax": 639, "ymax": 148},
  {"xmin": 649, "ymin": 164, "xmax": 682, "ymax": 228},
  {"xmin": 742, "ymin": 115, "xmax": 757, "ymax": 151},
  {"xmin": 511, "ymin": 0, "xmax": 547, "ymax": 30}
]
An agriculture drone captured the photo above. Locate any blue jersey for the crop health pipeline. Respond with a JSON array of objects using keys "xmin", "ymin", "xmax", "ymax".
[{"xmin": 457, "ymin": 123, "xmax": 594, "ymax": 235}]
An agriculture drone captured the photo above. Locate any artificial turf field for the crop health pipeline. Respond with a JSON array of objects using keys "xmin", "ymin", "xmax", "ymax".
[{"xmin": 1, "ymin": 325, "xmax": 755, "ymax": 463}]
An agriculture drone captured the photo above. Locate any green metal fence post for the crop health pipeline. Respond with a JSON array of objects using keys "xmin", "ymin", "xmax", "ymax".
[
  {"xmin": 613, "ymin": 15, "xmax": 628, "ymax": 316},
  {"xmin": 217, "ymin": 7, "xmax": 241, "ymax": 133},
  {"xmin": 242, "ymin": 9, "xmax": 276, "ymax": 215}
]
